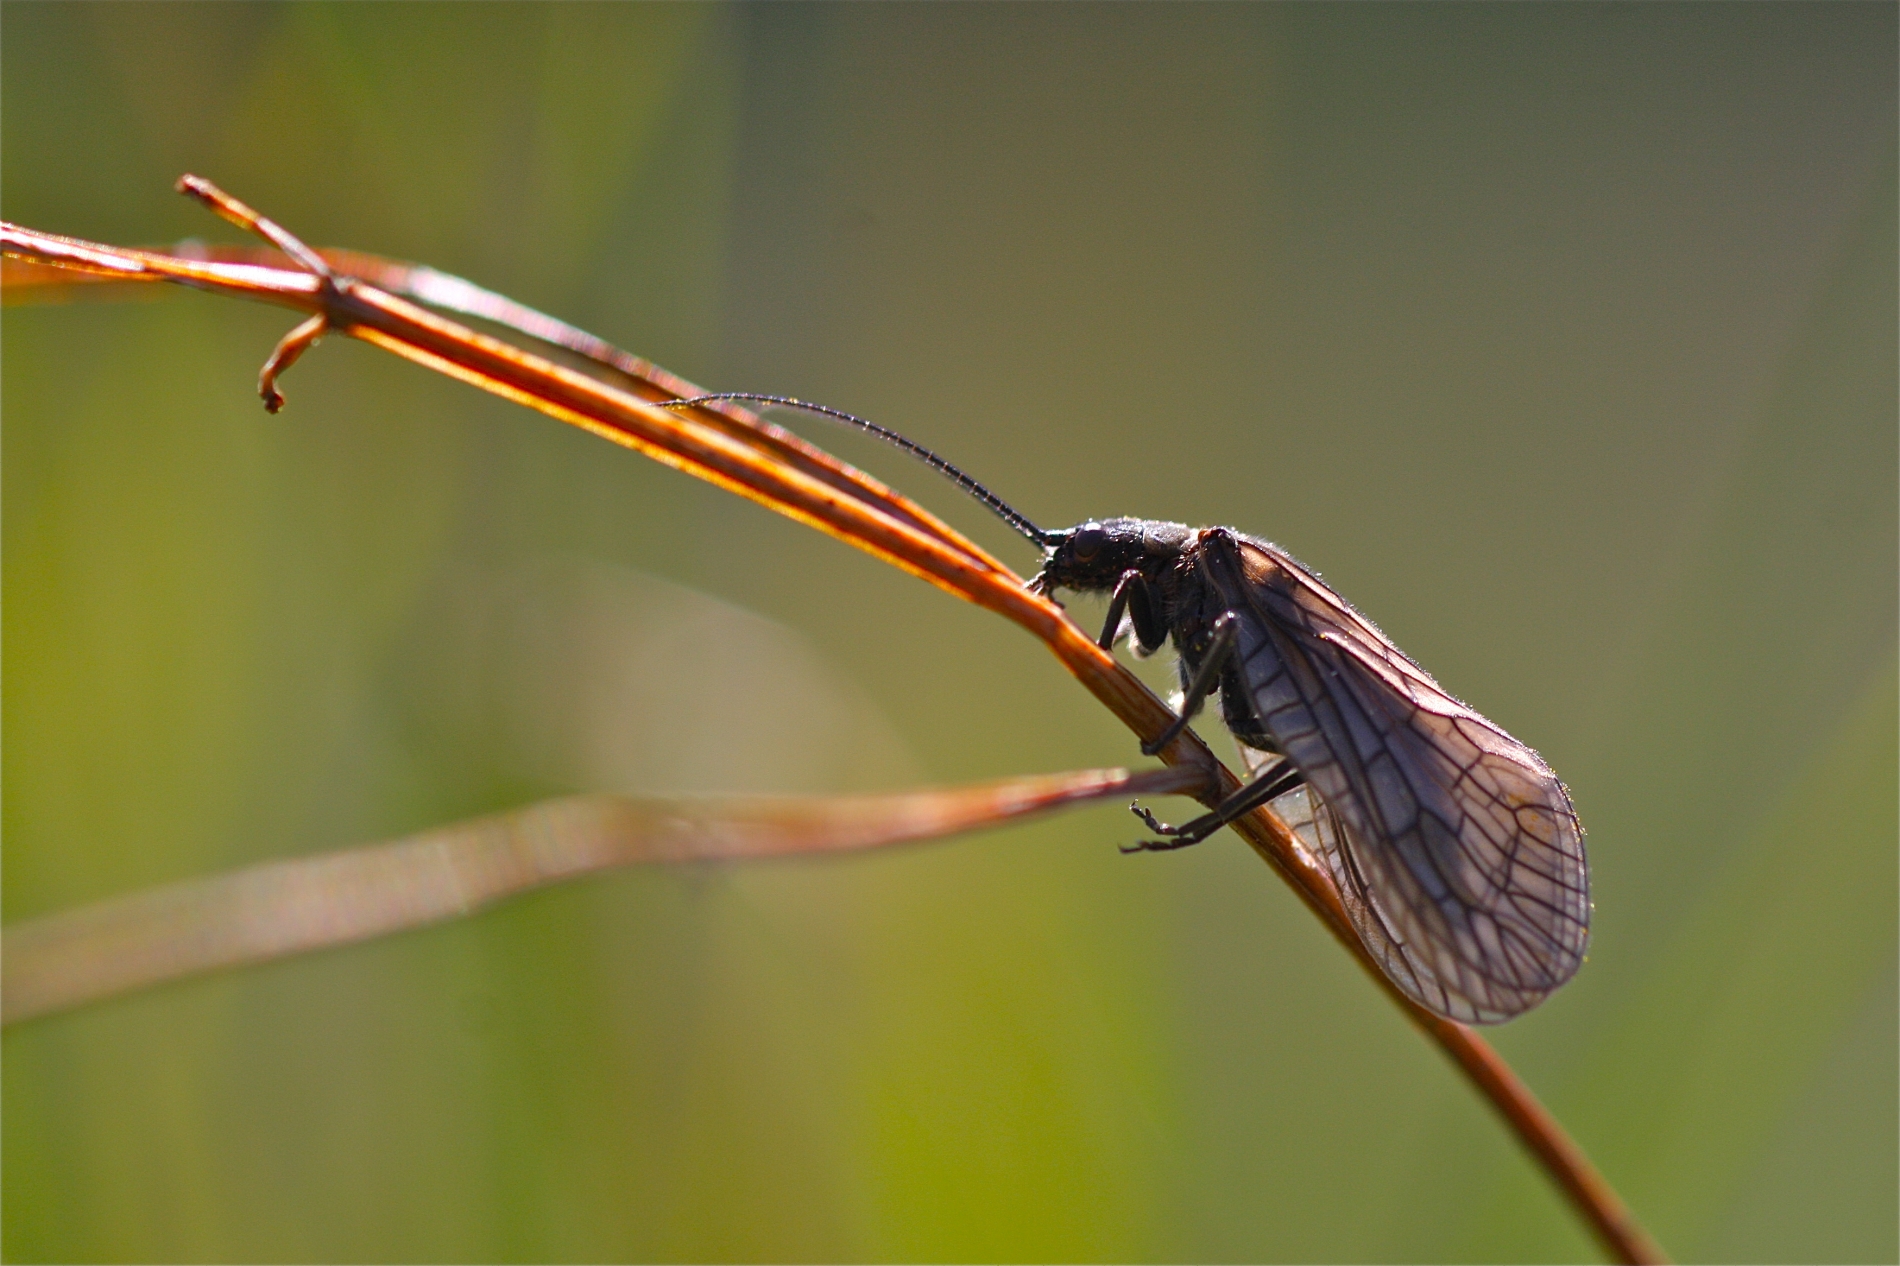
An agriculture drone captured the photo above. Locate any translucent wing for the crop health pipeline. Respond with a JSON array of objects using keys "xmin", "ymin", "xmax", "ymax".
[
  {"xmin": 1208, "ymin": 532, "xmax": 1589, "ymax": 1023},
  {"xmin": 1237, "ymin": 749, "xmax": 1436, "ymax": 1013}
]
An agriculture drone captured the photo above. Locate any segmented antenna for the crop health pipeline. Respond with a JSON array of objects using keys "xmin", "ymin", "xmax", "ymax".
[{"xmin": 660, "ymin": 393, "xmax": 1057, "ymax": 547}]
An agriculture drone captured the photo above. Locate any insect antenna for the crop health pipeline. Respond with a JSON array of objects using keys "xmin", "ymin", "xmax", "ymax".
[{"xmin": 660, "ymin": 393, "xmax": 1058, "ymax": 547}]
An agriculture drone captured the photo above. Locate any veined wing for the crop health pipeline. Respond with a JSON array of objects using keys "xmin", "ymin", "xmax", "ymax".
[
  {"xmin": 1236, "ymin": 746, "xmax": 1434, "ymax": 1011},
  {"xmin": 1209, "ymin": 532, "xmax": 1589, "ymax": 1024}
]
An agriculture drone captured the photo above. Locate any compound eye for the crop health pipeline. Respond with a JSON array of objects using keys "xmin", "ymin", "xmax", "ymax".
[{"xmin": 1071, "ymin": 526, "xmax": 1106, "ymax": 562}]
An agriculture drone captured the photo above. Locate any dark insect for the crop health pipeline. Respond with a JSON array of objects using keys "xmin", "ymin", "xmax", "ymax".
[{"xmin": 664, "ymin": 394, "xmax": 1591, "ymax": 1023}]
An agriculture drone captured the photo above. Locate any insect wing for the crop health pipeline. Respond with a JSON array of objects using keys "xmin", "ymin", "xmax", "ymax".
[
  {"xmin": 1207, "ymin": 534, "xmax": 1589, "ymax": 1023},
  {"xmin": 1236, "ymin": 748, "xmax": 1436, "ymax": 1010}
]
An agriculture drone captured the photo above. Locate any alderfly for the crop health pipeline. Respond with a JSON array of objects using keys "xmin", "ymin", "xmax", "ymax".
[{"xmin": 661, "ymin": 393, "xmax": 1589, "ymax": 1024}]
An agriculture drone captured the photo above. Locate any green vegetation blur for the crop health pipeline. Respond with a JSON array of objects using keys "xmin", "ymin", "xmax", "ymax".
[{"xmin": 4, "ymin": 4, "xmax": 1893, "ymax": 1261}]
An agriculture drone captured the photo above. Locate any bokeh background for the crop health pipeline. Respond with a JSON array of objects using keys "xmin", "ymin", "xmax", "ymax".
[{"xmin": 4, "ymin": 4, "xmax": 1894, "ymax": 1262}]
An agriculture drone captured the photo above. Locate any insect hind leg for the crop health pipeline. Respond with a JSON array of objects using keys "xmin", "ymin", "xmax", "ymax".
[{"xmin": 1122, "ymin": 761, "xmax": 1306, "ymax": 853}]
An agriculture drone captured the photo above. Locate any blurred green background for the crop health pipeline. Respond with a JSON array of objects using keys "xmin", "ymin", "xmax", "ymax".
[{"xmin": 4, "ymin": 4, "xmax": 1894, "ymax": 1262}]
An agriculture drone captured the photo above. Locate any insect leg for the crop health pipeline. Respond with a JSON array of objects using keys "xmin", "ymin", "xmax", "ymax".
[
  {"xmin": 1095, "ymin": 572, "xmax": 1133, "ymax": 649},
  {"xmin": 1096, "ymin": 568, "xmax": 1166, "ymax": 652},
  {"xmin": 1139, "ymin": 611, "xmax": 1237, "ymax": 756},
  {"xmin": 1122, "ymin": 761, "xmax": 1306, "ymax": 853}
]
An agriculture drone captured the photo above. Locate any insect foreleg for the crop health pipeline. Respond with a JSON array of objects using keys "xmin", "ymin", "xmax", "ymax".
[
  {"xmin": 1139, "ymin": 611, "xmax": 1238, "ymax": 756},
  {"xmin": 1097, "ymin": 568, "xmax": 1166, "ymax": 653},
  {"xmin": 1122, "ymin": 761, "xmax": 1306, "ymax": 853},
  {"xmin": 1095, "ymin": 570, "xmax": 1133, "ymax": 649}
]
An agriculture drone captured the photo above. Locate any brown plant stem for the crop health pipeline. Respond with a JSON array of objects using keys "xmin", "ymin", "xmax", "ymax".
[
  {"xmin": 0, "ymin": 181, "xmax": 1664, "ymax": 1265},
  {"xmin": 2, "ymin": 766, "xmax": 1209, "ymax": 1028}
]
